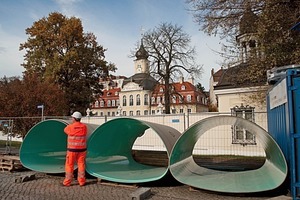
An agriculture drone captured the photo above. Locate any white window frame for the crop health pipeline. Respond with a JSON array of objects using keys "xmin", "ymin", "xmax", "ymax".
[{"xmin": 231, "ymin": 105, "xmax": 256, "ymax": 146}]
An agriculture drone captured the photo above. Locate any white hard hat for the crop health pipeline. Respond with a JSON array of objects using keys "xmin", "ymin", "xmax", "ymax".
[{"xmin": 71, "ymin": 111, "xmax": 82, "ymax": 119}]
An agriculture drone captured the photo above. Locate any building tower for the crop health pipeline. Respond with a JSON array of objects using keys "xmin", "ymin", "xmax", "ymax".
[
  {"xmin": 236, "ymin": 3, "xmax": 259, "ymax": 63},
  {"xmin": 134, "ymin": 40, "xmax": 150, "ymax": 74}
]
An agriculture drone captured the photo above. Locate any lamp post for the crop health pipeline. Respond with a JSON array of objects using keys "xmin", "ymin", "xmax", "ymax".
[{"xmin": 37, "ymin": 105, "xmax": 44, "ymax": 121}]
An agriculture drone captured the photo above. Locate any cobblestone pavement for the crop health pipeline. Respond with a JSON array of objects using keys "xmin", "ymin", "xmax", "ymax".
[{"xmin": 0, "ymin": 171, "xmax": 290, "ymax": 200}]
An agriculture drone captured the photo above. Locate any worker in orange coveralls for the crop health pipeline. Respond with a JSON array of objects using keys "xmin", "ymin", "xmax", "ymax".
[{"xmin": 63, "ymin": 111, "xmax": 87, "ymax": 187}]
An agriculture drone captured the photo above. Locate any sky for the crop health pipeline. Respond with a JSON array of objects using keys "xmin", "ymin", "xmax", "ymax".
[{"xmin": 0, "ymin": 0, "xmax": 222, "ymax": 90}]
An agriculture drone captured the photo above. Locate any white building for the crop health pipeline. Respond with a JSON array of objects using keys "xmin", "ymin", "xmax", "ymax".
[{"xmin": 92, "ymin": 39, "xmax": 208, "ymax": 116}]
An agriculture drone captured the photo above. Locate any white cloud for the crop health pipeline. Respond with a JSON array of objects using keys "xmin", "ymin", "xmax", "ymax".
[
  {"xmin": 0, "ymin": 26, "xmax": 24, "ymax": 77},
  {"xmin": 0, "ymin": 0, "xmax": 223, "ymax": 88},
  {"xmin": 53, "ymin": 0, "xmax": 83, "ymax": 17}
]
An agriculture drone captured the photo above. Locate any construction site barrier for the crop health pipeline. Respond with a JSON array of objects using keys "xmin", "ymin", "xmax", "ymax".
[
  {"xmin": 169, "ymin": 115, "xmax": 288, "ymax": 193},
  {"xmin": 19, "ymin": 116, "xmax": 288, "ymax": 193},
  {"xmin": 86, "ymin": 118, "xmax": 181, "ymax": 183},
  {"xmin": 20, "ymin": 119, "xmax": 98, "ymax": 173}
]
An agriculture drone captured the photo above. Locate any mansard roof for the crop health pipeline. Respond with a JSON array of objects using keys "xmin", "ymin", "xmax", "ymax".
[
  {"xmin": 100, "ymin": 88, "xmax": 121, "ymax": 98},
  {"xmin": 212, "ymin": 68, "xmax": 225, "ymax": 83},
  {"xmin": 122, "ymin": 73, "xmax": 158, "ymax": 90},
  {"xmin": 214, "ymin": 63, "xmax": 266, "ymax": 90}
]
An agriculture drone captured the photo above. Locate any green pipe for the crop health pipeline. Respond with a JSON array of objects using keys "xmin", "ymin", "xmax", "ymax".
[
  {"xmin": 169, "ymin": 116, "xmax": 288, "ymax": 193},
  {"xmin": 20, "ymin": 119, "xmax": 97, "ymax": 173},
  {"xmin": 86, "ymin": 118, "xmax": 181, "ymax": 183}
]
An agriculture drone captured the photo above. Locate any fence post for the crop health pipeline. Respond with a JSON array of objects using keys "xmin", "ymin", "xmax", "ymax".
[
  {"xmin": 183, "ymin": 113, "xmax": 186, "ymax": 131},
  {"xmin": 186, "ymin": 112, "xmax": 190, "ymax": 130}
]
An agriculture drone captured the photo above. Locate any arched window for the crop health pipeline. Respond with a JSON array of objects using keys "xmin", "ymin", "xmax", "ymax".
[
  {"xmin": 95, "ymin": 101, "xmax": 99, "ymax": 107},
  {"xmin": 172, "ymin": 96, "xmax": 176, "ymax": 103},
  {"xmin": 107, "ymin": 100, "xmax": 111, "ymax": 107},
  {"xmin": 129, "ymin": 95, "xmax": 133, "ymax": 106},
  {"xmin": 136, "ymin": 94, "xmax": 141, "ymax": 106},
  {"xmin": 157, "ymin": 97, "xmax": 161, "ymax": 104},
  {"xmin": 144, "ymin": 94, "xmax": 149, "ymax": 105},
  {"xmin": 123, "ymin": 96, "xmax": 126, "ymax": 106},
  {"xmin": 187, "ymin": 95, "xmax": 192, "ymax": 102},
  {"xmin": 100, "ymin": 100, "xmax": 104, "ymax": 107},
  {"xmin": 151, "ymin": 97, "xmax": 155, "ymax": 104}
]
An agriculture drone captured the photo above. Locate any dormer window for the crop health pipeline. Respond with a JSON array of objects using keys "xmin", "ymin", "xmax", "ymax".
[
  {"xmin": 172, "ymin": 96, "xmax": 176, "ymax": 103},
  {"xmin": 181, "ymin": 85, "xmax": 186, "ymax": 90},
  {"xmin": 187, "ymin": 95, "xmax": 192, "ymax": 102},
  {"xmin": 115, "ymin": 91, "xmax": 118, "ymax": 95},
  {"xmin": 159, "ymin": 87, "xmax": 164, "ymax": 92}
]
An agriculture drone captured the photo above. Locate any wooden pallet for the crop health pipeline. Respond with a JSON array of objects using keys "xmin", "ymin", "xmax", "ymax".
[
  {"xmin": 97, "ymin": 179, "xmax": 138, "ymax": 188},
  {"xmin": 0, "ymin": 155, "xmax": 23, "ymax": 172}
]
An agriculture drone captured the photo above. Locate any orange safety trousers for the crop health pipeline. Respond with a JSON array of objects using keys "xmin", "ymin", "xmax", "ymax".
[{"xmin": 63, "ymin": 151, "xmax": 86, "ymax": 186}]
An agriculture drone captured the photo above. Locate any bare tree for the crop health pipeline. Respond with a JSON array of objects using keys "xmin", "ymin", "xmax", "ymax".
[
  {"xmin": 186, "ymin": 0, "xmax": 300, "ymax": 73},
  {"xmin": 142, "ymin": 22, "xmax": 203, "ymax": 114}
]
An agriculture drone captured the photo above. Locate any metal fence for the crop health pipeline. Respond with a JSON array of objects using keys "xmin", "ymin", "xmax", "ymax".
[
  {"xmin": 81, "ymin": 112, "xmax": 268, "ymax": 157},
  {"xmin": 1, "ymin": 112, "xmax": 268, "ymax": 158}
]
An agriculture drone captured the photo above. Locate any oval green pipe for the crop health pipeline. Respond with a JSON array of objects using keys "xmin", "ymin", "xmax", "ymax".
[
  {"xmin": 20, "ymin": 119, "xmax": 97, "ymax": 173},
  {"xmin": 169, "ymin": 115, "xmax": 288, "ymax": 193},
  {"xmin": 86, "ymin": 118, "xmax": 181, "ymax": 183}
]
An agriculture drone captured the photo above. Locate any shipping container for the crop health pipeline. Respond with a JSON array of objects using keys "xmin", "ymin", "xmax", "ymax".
[{"xmin": 267, "ymin": 69, "xmax": 300, "ymax": 199}]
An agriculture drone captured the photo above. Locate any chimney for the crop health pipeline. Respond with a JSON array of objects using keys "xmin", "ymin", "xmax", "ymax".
[
  {"xmin": 211, "ymin": 68, "xmax": 214, "ymax": 76},
  {"xmin": 179, "ymin": 76, "xmax": 184, "ymax": 84},
  {"xmin": 187, "ymin": 77, "xmax": 194, "ymax": 85}
]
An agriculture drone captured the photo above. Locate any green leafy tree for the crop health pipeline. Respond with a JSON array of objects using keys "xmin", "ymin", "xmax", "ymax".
[
  {"xmin": 19, "ymin": 12, "xmax": 116, "ymax": 114},
  {"xmin": 143, "ymin": 22, "xmax": 203, "ymax": 114}
]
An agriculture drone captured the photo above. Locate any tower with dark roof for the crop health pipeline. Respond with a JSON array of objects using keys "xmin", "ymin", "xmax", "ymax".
[
  {"xmin": 134, "ymin": 39, "xmax": 150, "ymax": 74},
  {"xmin": 236, "ymin": 3, "xmax": 259, "ymax": 63}
]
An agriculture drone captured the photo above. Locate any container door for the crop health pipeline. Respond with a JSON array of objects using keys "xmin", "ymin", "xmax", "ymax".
[{"xmin": 293, "ymin": 76, "xmax": 300, "ymax": 198}]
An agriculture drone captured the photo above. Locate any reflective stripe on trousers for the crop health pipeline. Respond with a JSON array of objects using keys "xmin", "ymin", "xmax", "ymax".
[{"xmin": 63, "ymin": 151, "xmax": 86, "ymax": 186}]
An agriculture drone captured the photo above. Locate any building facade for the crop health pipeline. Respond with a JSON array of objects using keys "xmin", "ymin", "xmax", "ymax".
[
  {"xmin": 209, "ymin": 5, "xmax": 268, "ymax": 146},
  {"xmin": 91, "ymin": 40, "xmax": 208, "ymax": 116}
]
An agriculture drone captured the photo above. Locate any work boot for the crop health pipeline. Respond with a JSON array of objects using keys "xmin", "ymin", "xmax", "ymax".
[
  {"xmin": 63, "ymin": 172, "xmax": 73, "ymax": 186},
  {"xmin": 78, "ymin": 171, "xmax": 86, "ymax": 186}
]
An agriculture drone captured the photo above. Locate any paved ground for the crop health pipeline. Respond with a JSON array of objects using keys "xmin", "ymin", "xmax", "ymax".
[
  {"xmin": 0, "ymin": 170, "xmax": 291, "ymax": 200},
  {"xmin": 0, "ymin": 147, "xmax": 292, "ymax": 200}
]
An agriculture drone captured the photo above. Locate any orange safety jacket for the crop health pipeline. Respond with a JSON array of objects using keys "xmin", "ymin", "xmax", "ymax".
[{"xmin": 64, "ymin": 122, "xmax": 87, "ymax": 152}]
